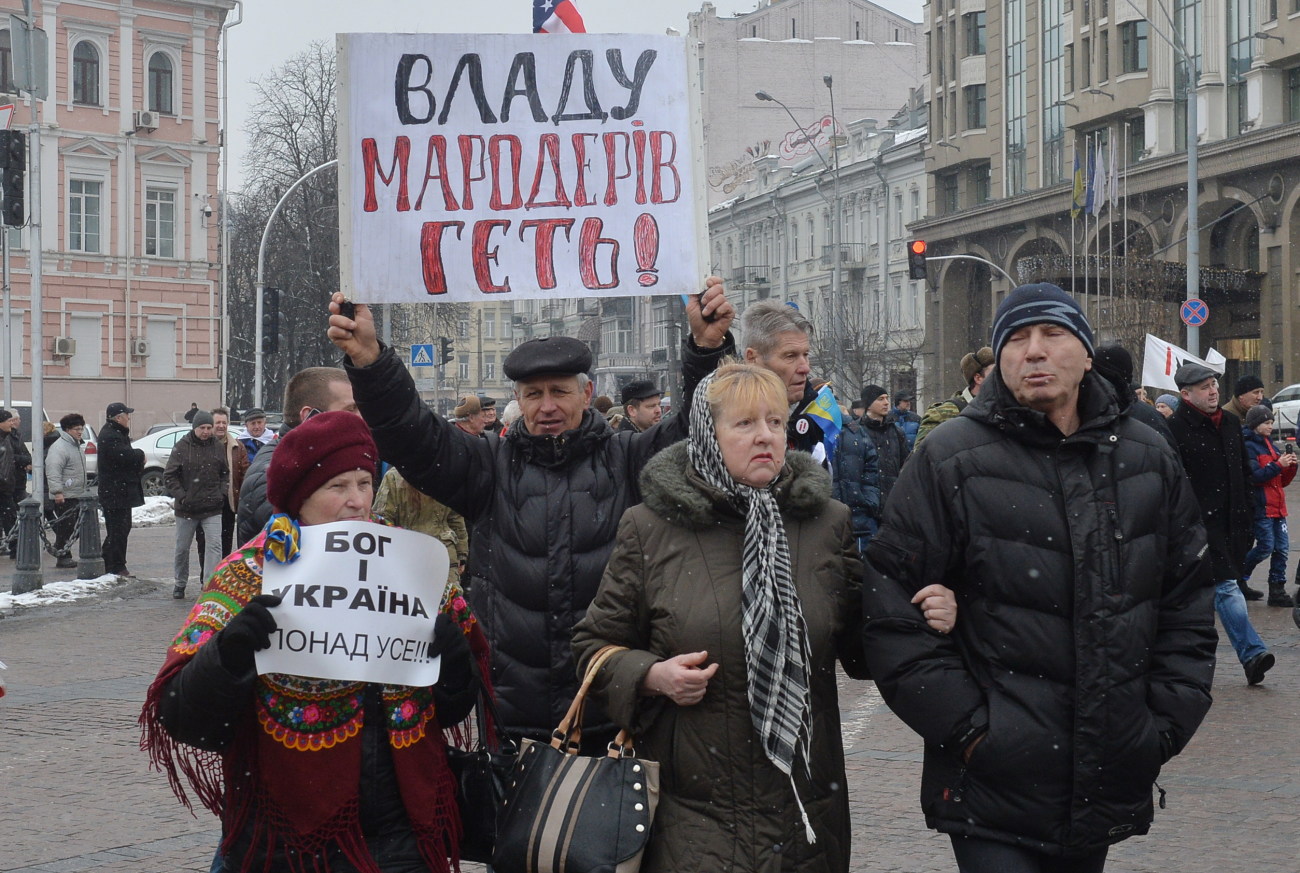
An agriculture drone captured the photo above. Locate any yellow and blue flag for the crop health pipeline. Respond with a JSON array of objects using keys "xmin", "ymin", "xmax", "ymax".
[
  {"xmin": 1070, "ymin": 147, "xmax": 1084, "ymax": 219},
  {"xmin": 802, "ymin": 384, "xmax": 843, "ymax": 456}
]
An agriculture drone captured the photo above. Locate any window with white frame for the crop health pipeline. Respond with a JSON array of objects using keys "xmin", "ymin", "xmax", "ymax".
[
  {"xmin": 73, "ymin": 41, "xmax": 100, "ymax": 106},
  {"xmin": 5, "ymin": 308, "xmax": 22, "ymax": 375},
  {"xmin": 0, "ymin": 31, "xmax": 12, "ymax": 94},
  {"xmin": 485, "ymin": 354, "xmax": 497, "ymax": 381},
  {"xmin": 69, "ymin": 313, "xmax": 102, "ymax": 378},
  {"xmin": 145, "ymin": 317, "xmax": 176, "ymax": 379},
  {"xmin": 148, "ymin": 52, "xmax": 174, "ymax": 115},
  {"xmin": 145, "ymin": 187, "xmax": 175, "ymax": 258},
  {"xmin": 69, "ymin": 179, "xmax": 102, "ymax": 253},
  {"xmin": 458, "ymin": 355, "xmax": 470, "ymax": 381},
  {"xmin": 484, "ymin": 312, "xmax": 496, "ymax": 338}
]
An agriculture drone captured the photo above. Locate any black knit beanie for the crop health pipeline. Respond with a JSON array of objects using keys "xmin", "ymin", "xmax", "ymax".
[{"xmin": 992, "ymin": 283, "xmax": 1095, "ymax": 358}]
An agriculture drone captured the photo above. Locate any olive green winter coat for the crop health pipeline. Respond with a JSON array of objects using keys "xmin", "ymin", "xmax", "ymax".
[{"xmin": 572, "ymin": 443, "xmax": 868, "ymax": 873}]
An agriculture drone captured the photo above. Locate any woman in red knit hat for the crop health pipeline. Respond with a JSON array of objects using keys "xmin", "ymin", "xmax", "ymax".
[{"xmin": 141, "ymin": 411, "xmax": 484, "ymax": 873}]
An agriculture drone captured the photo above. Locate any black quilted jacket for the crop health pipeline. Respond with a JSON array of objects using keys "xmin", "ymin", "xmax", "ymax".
[
  {"xmin": 862, "ymin": 369, "xmax": 1216, "ymax": 857},
  {"xmin": 345, "ymin": 336, "xmax": 732, "ymax": 742}
]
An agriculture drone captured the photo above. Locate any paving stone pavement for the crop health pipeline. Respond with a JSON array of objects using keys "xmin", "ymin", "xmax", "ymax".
[{"xmin": 3, "ymin": 520, "xmax": 1300, "ymax": 872}]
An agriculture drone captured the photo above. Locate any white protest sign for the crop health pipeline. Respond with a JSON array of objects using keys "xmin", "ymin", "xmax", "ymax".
[
  {"xmin": 1140, "ymin": 333, "xmax": 1227, "ymax": 392},
  {"xmin": 256, "ymin": 521, "xmax": 451, "ymax": 686},
  {"xmin": 337, "ymin": 32, "xmax": 707, "ymax": 303}
]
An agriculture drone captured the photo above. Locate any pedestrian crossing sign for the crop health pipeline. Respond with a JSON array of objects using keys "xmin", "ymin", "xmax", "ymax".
[{"xmin": 410, "ymin": 344, "xmax": 435, "ymax": 367}]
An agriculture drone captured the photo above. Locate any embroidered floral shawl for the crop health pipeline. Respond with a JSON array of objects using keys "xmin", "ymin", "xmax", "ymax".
[{"xmin": 140, "ymin": 527, "xmax": 487, "ymax": 873}]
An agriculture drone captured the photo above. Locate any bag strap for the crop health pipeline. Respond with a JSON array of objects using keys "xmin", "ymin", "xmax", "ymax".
[
  {"xmin": 472, "ymin": 665, "xmax": 517, "ymax": 756},
  {"xmin": 551, "ymin": 644, "xmax": 627, "ymax": 753}
]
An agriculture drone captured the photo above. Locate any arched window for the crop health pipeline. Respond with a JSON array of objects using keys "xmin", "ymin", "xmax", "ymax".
[
  {"xmin": 73, "ymin": 41, "xmax": 100, "ymax": 105},
  {"xmin": 790, "ymin": 221, "xmax": 799, "ymax": 261},
  {"xmin": 148, "ymin": 53, "xmax": 173, "ymax": 115}
]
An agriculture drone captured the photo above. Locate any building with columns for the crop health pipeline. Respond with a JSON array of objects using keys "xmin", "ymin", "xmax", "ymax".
[
  {"xmin": 917, "ymin": 0, "xmax": 1300, "ymax": 397},
  {"xmin": 1, "ymin": 0, "xmax": 230, "ymax": 433},
  {"xmin": 708, "ymin": 99, "xmax": 934, "ymax": 404}
]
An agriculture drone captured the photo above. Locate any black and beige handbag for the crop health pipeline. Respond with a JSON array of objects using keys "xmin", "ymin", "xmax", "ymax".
[{"xmin": 492, "ymin": 645, "xmax": 660, "ymax": 873}]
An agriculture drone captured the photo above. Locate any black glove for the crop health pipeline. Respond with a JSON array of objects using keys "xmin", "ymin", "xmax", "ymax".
[
  {"xmin": 216, "ymin": 594, "xmax": 282, "ymax": 675},
  {"xmin": 430, "ymin": 613, "xmax": 472, "ymax": 692}
]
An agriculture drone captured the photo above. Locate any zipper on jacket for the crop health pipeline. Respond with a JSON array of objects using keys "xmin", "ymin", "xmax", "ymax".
[
  {"xmin": 943, "ymin": 765, "xmax": 969, "ymax": 804},
  {"xmin": 1100, "ymin": 502, "xmax": 1124, "ymax": 595}
]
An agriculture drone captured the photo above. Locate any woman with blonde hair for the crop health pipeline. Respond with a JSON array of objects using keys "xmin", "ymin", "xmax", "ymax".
[{"xmin": 573, "ymin": 362, "xmax": 954, "ymax": 872}]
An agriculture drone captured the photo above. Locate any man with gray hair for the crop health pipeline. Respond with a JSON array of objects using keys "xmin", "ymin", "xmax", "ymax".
[
  {"xmin": 328, "ymin": 280, "xmax": 736, "ymax": 749},
  {"xmin": 740, "ymin": 300, "xmax": 827, "ymax": 456}
]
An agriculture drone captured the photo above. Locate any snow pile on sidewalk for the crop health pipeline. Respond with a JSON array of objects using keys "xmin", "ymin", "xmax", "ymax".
[
  {"xmin": 0, "ymin": 573, "xmax": 127, "ymax": 614},
  {"xmin": 132, "ymin": 496, "xmax": 175, "ymax": 527}
]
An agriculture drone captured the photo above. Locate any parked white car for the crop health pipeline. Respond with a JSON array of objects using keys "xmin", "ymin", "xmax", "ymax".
[
  {"xmin": 132, "ymin": 425, "xmax": 189, "ymax": 497},
  {"xmin": 1270, "ymin": 383, "xmax": 1300, "ymax": 438}
]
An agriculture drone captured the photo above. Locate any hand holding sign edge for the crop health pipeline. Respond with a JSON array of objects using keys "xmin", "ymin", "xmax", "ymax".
[
  {"xmin": 687, "ymin": 276, "xmax": 734, "ymax": 350},
  {"xmin": 219, "ymin": 594, "xmax": 283, "ymax": 676},
  {"xmin": 328, "ymin": 292, "xmax": 381, "ymax": 367}
]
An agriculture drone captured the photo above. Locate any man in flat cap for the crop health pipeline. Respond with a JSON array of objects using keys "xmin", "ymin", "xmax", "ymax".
[
  {"xmin": 616, "ymin": 379, "xmax": 662, "ymax": 433},
  {"xmin": 328, "ymin": 280, "xmax": 736, "ymax": 749},
  {"xmin": 1168, "ymin": 361, "xmax": 1277, "ymax": 684},
  {"xmin": 479, "ymin": 395, "xmax": 503, "ymax": 434},
  {"xmin": 863, "ymin": 283, "xmax": 1215, "ymax": 871},
  {"xmin": 236, "ymin": 407, "xmax": 273, "ymax": 463},
  {"xmin": 97, "ymin": 402, "xmax": 145, "ymax": 576}
]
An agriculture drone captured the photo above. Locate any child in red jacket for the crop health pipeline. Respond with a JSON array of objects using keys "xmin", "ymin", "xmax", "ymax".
[{"xmin": 1242, "ymin": 405, "xmax": 1298, "ymax": 607}]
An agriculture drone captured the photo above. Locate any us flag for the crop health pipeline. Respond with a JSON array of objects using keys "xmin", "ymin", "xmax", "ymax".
[{"xmin": 533, "ymin": 0, "xmax": 587, "ymax": 33}]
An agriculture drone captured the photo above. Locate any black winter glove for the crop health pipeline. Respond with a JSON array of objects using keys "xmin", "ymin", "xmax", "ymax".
[
  {"xmin": 216, "ymin": 594, "xmax": 282, "ymax": 676},
  {"xmin": 430, "ymin": 613, "xmax": 472, "ymax": 693}
]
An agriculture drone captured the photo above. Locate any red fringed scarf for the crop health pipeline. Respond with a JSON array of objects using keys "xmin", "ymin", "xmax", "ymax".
[{"xmin": 139, "ymin": 530, "xmax": 490, "ymax": 873}]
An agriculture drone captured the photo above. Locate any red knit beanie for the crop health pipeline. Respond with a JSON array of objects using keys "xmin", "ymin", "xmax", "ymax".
[{"xmin": 267, "ymin": 411, "xmax": 378, "ymax": 518}]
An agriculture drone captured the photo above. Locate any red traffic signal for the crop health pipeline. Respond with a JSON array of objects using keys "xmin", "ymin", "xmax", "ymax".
[{"xmin": 907, "ymin": 240, "xmax": 928, "ymax": 280}]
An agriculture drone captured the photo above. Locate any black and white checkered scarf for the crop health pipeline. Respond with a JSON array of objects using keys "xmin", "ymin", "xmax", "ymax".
[{"xmin": 688, "ymin": 372, "xmax": 817, "ymax": 843}]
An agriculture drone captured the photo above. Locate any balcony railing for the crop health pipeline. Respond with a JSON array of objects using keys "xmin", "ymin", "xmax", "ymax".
[
  {"xmin": 728, "ymin": 264, "xmax": 771, "ymax": 285},
  {"xmin": 821, "ymin": 243, "xmax": 867, "ymax": 269}
]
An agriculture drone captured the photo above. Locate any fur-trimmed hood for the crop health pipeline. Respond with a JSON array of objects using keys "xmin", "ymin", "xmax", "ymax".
[{"xmin": 639, "ymin": 441, "xmax": 831, "ymax": 527}]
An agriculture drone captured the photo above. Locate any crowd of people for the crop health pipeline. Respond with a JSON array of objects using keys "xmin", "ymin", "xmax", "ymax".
[{"xmin": 114, "ymin": 277, "xmax": 1298, "ymax": 873}]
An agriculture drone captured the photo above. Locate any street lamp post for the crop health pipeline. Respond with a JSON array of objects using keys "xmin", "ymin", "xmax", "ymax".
[
  {"xmin": 1127, "ymin": 0, "xmax": 1199, "ymax": 353},
  {"xmin": 755, "ymin": 87, "xmax": 844, "ymax": 383},
  {"xmin": 254, "ymin": 159, "xmax": 338, "ymax": 407},
  {"xmin": 823, "ymin": 75, "xmax": 844, "ymax": 387}
]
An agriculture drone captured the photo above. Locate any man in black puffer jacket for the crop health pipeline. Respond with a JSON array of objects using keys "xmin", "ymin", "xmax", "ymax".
[
  {"xmin": 328, "ymin": 280, "xmax": 736, "ymax": 748},
  {"xmin": 862, "ymin": 284, "xmax": 1216, "ymax": 872}
]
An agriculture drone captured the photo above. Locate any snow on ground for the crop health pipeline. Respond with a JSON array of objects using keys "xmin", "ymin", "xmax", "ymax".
[
  {"xmin": 0, "ymin": 573, "xmax": 130, "ymax": 614},
  {"xmin": 132, "ymin": 496, "xmax": 175, "ymax": 527}
]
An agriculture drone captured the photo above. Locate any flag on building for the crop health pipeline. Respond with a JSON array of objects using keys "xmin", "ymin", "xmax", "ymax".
[
  {"xmin": 1071, "ymin": 147, "xmax": 1085, "ymax": 219},
  {"xmin": 1088, "ymin": 139, "xmax": 1107, "ymax": 217},
  {"xmin": 803, "ymin": 383, "xmax": 843, "ymax": 456},
  {"xmin": 1107, "ymin": 137, "xmax": 1119, "ymax": 207},
  {"xmin": 534, "ymin": 0, "xmax": 587, "ymax": 33}
]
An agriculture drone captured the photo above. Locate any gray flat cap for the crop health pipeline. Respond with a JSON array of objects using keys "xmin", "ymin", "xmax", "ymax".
[{"xmin": 1174, "ymin": 362, "xmax": 1219, "ymax": 389}]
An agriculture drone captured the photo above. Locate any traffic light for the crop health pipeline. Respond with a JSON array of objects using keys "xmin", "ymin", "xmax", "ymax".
[
  {"xmin": 439, "ymin": 337, "xmax": 454, "ymax": 365},
  {"xmin": 261, "ymin": 287, "xmax": 281, "ymax": 355},
  {"xmin": 907, "ymin": 240, "xmax": 928, "ymax": 280},
  {"xmin": 0, "ymin": 130, "xmax": 27, "ymax": 227}
]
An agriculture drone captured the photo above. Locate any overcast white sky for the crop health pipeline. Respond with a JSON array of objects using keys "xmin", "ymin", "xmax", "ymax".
[{"xmin": 224, "ymin": 0, "xmax": 925, "ymax": 191}]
